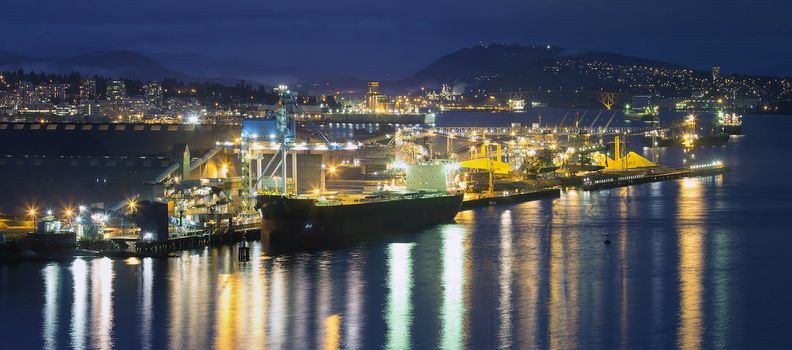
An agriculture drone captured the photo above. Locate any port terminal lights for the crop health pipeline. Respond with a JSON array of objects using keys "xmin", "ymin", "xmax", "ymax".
[
  {"xmin": 276, "ymin": 86, "xmax": 298, "ymax": 194},
  {"xmin": 242, "ymin": 86, "xmax": 341, "ymax": 203},
  {"xmin": 238, "ymin": 86, "xmax": 297, "ymax": 209},
  {"xmin": 681, "ymin": 114, "xmax": 698, "ymax": 166}
]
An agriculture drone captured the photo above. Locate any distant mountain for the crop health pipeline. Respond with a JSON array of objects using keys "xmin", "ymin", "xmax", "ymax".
[
  {"xmin": 61, "ymin": 50, "xmax": 196, "ymax": 81},
  {"xmin": 144, "ymin": 52, "xmax": 300, "ymax": 85},
  {"xmin": 402, "ymin": 43, "xmax": 690, "ymax": 92},
  {"xmin": 0, "ymin": 49, "xmax": 305, "ymax": 86},
  {"xmin": 0, "ymin": 44, "xmax": 709, "ymax": 93},
  {"xmin": 0, "ymin": 50, "xmax": 35, "ymax": 65},
  {"xmin": 0, "ymin": 50, "xmax": 195, "ymax": 81}
]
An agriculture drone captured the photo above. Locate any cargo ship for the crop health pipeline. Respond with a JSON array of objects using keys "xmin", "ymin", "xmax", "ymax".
[{"xmin": 255, "ymin": 162, "xmax": 463, "ymax": 242}]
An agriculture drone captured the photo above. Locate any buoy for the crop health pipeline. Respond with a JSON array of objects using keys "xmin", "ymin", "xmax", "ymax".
[{"xmin": 604, "ymin": 233, "xmax": 611, "ymax": 245}]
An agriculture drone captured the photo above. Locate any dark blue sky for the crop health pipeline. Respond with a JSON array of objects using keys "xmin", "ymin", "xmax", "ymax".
[{"xmin": 3, "ymin": 0, "xmax": 791, "ymax": 79}]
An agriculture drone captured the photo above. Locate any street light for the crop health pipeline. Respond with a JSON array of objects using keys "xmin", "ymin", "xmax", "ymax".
[
  {"xmin": 127, "ymin": 199, "xmax": 137, "ymax": 213},
  {"xmin": 28, "ymin": 207, "xmax": 38, "ymax": 232},
  {"xmin": 63, "ymin": 208, "xmax": 75, "ymax": 231}
]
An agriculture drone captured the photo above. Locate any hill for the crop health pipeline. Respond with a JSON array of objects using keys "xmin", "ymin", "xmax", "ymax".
[
  {"xmin": 0, "ymin": 50, "xmax": 198, "ymax": 82},
  {"xmin": 402, "ymin": 43, "xmax": 696, "ymax": 93}
]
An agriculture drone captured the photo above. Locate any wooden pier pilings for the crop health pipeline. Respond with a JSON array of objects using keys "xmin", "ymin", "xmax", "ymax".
[{"xmin": 133, "ymin": 227, "xmax": 260, "ymax": 256}]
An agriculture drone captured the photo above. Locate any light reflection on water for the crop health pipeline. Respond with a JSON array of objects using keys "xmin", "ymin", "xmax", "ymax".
[
  {"xmin": 344, "ymin": 249, "xmax": 365, "ymax": 350},
  {"xmin": 268, "ymin": 256, "xmax": 285, "ymax": 349},
  {"xmin": 497, "ymin": 210, "xmax": 512, "ymax": 349},
  {"xmin": 549, "ymin": 187, "xmax": 581, "ymax": 350},
  {"xmin": 42, "ymin": 263, "xmax": 59, "ymax": 350},
  {"xmin": 7, "ymin": 177, "xmax": 748, "ymax": 350},
  {"xmin": 90, "ymin": 257, "xmax": 114, "ymax": 350},
  {"xmin": 677, "ymin": 177, "xmax": 705, "ymax": 350},
  {"xmin": 8, "ymin": 112, "xmax": 792, "ymax": 349},
  {"xmin": 315, "ymin": 251, "xmax": 335, "ymax": 350},
  {"xmin": 619, "ymin": 186, "xmax": 630, "ymax": 349},
  {"xmin": 386, "ymin": 243, "xmax": 414, "ymax": 350},
  {"xmin": 69, "ymin": 259, "xmax": 88, "ymax": 350},
  {"xmin": 440, "ymin": 224, "xmax": 466, "ymax": 350},
  {"xmin": 517, "ymin": 201, "xmax": 541, "ymax": 350},
  {"xmin": 139, "ymin": 257, "xmax": 153, "ymax": 350}
]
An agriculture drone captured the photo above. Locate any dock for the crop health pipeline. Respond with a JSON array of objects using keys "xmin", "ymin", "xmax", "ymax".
[
  {"xmin": 580, "ymin": 164, "xmax": 729, "ymax": 191},
  {"xmin": 461, "ymin": 188, "xmax": 560, "ymax": 211},
  {"xmin": 121, "ymin": 224, "xmax": 260, "ymax": 256}
]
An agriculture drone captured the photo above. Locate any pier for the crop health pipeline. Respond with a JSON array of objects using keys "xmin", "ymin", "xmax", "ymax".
[
  {"xmin": 460, "ymin": 188, "xmax": 560, "ymax": 211},
  {"xmin": 580, "ymin": 164, "xmax": 728, "ymax": 191},
  {"xmin": 127, "ymin": 225, "xmax": 260, "ymax": 256}
]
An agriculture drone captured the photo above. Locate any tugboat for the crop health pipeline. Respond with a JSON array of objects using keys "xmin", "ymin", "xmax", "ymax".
[
  {"xmin": 623, "ymin": 96, "xmax": 660, "ymax": 123},
  {"xmin": 624, "ymin": 105, "xmax": 660, "ymax": 123},
  {"xmin": 718, "ymin": 111, "xmax": 743, "ymax": 135}
]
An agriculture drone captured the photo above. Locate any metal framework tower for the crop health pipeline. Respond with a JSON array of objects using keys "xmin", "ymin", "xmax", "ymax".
[
  {"xmin": 244, "ymin": 86, "xmax": 337, "ymax": 200},
  {"xmin": 276, "ymin": 88, "xmax": 298, "ymax": 194}
]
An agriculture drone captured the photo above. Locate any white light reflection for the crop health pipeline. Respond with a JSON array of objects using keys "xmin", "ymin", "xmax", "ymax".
[
  {"xmin": 269, "ymin": 256, "xmax": 287, "ymax": 349},
  {"xmin": 712, "ymin": 230, "xmax": 731, "ymax": 349},
  {"xmin": 140, "ymin": 258, "xmax": 153, "ymax": 350},
  {"xmin": 42, "ymin": 263, "xmax": 60, "ymax": 350},
  {"xmin": 292, "ymin": 255, "xmax": 310, "ymax": 350},
  {"xmin": 168, "ymin": 253, "xmax": 186, "ymax": 350},
  {"xmin": 316, "ymin": 251, "xmax": 333, "ymax": 349},
  {"xmin": 70, "ymin": 259, "xmax": 88, "ymax": 350},
  {"xmin": 440, "ymin": 225, "xmax": 466, "ymax": 350},
  {"xmin": 250, "ymin": 243, "xmax": 267, "ymax": 349},
  {"xmin": 90, "ymin": 257, "xmax": 114, "ymax": 350},
  {"xmin": 498, "ymin": 211, "xmax": 513, "ymax": 348},
  {"xmin": 345, "ymin": 249, "xmax": 365, "ymax": 350},
  {"xmin": 517, "ymin": 202, "xmax": 542, "ymax": 350},
  {"xmin": 189, "ymin": 250, "xmax": 211, "ymax": 349},
  {"xmin": 386, "ymin": 243, "xmax": 415, "ymax": 350}
]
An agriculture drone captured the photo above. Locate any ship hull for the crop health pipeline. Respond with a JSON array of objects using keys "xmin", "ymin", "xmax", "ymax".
[
  {"xmin": 643, "ymin": 134, "xmax": 729, "ymax": 147},
  {"xmin": 255, "ymin": 193, "xmax": 464, "ymax": 243},
  {"xmin": 722, "ymin": 125, "xmax": 742, "ymax": 135},
  {"xmin": 624, "ymin": 112, "xmax": 658, "ymax": 122}
]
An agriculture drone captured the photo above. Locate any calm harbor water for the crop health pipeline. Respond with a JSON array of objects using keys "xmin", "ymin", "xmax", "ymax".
[{"xmin": 2, "ymin": 115, "xmax": 791, "ymax": 349}]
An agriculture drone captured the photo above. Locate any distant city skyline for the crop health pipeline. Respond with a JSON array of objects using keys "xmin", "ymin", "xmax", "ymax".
[{"xmin": 2, "ymin": 0, "xmax": 791, "ymax": 79}]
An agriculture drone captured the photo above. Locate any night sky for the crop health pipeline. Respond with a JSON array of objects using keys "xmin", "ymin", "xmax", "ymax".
[{"xmin": 3, "ymin": 0, "xmax": 791, "ymax": 79}]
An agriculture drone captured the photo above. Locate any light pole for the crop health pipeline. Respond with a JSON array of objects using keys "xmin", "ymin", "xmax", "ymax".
[
  {"xmin": 28, "ymin": 207, "xmax": 38, "ymax": 233},
  {"xmin": 64, "ymin": 208, "xmax": 73, "ymax": 232},
  {"xmin": 123, "ymin": 199, "xmax": 137, "ymax": 236}
]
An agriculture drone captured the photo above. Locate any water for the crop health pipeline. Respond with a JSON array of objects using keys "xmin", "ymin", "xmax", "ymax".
[{"xmin": 2, "ymin": 115, "xmax": 791, "ymax": 349}]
